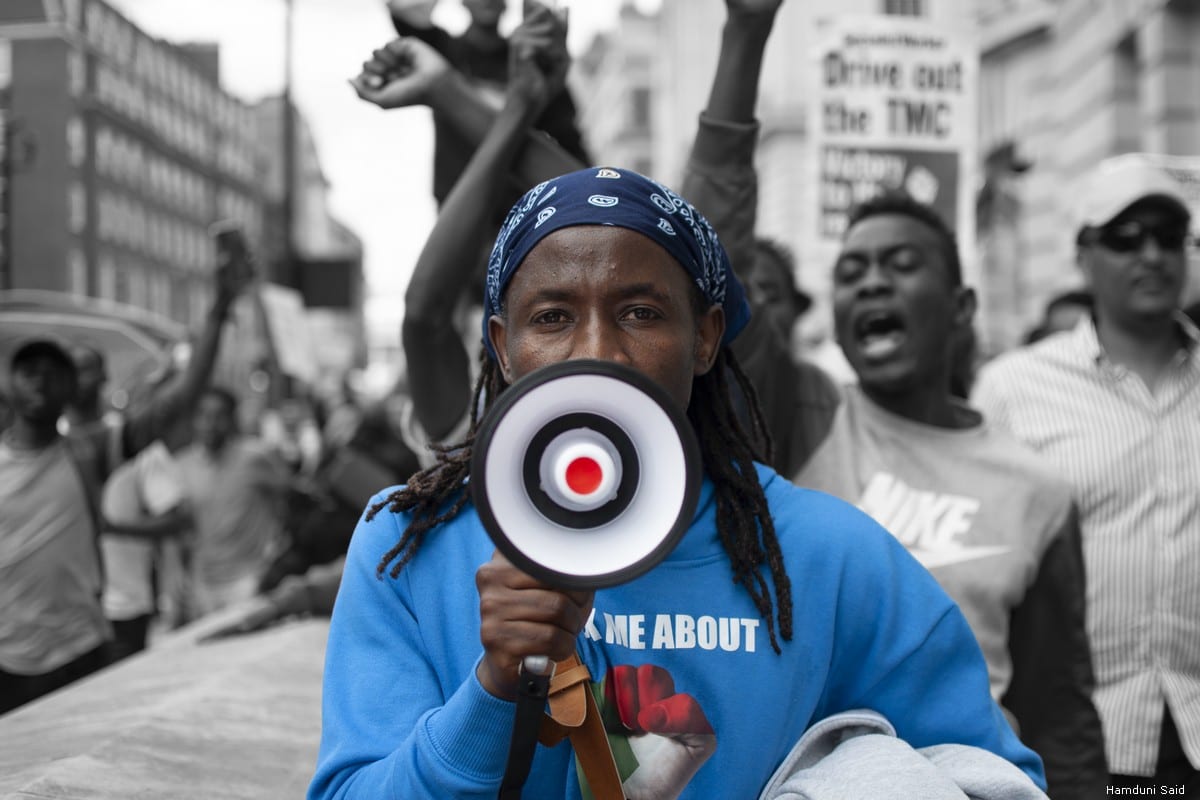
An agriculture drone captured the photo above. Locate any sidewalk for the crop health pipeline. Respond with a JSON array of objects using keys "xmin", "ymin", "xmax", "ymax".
[{"xmin": 0, "ymin": 607, "xmax": 328, "ymax": 799}]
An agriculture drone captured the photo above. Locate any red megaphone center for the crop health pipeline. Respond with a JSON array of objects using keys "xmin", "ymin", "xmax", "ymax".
[{"xmin": 564, "ymin": 455, "xmax": 604, "ymax": 495}]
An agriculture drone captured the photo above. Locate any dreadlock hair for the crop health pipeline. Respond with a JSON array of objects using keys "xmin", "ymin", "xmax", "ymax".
[{"xmin": 368, "ymin": 344, "xmax": 794, "ymax": 654}]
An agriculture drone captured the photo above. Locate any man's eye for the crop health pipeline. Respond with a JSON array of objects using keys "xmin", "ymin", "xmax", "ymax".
[
  {"xmin": 622, "ymin": 306, "xmax": 661, "ymax": 322},
  {"xmin": 887, "ymin": 252, "xmax": 922, "ymax": 272},
  {"xmin": 833, "ymin": 258, "xmax": 866, "ymax": 283},
  {"xmin": 533, "ymin": 310, "xmax": 568, "ymax": 325}
]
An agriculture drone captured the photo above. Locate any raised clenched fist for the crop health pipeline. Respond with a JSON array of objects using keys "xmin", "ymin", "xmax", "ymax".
[{"xmin": 605, "ymin": 664, "xmax": 717, "ymax": 800}]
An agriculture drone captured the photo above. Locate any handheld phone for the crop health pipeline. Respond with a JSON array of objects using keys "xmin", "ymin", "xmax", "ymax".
[{"xmin": 210, "ymin": 221, "xmax": 254, "ymax": 285}]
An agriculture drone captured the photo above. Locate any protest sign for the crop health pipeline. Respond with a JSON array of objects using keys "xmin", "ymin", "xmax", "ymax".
[{"xmin": 805, "ymin": 16, "xmax": 979, "ymax": 286}]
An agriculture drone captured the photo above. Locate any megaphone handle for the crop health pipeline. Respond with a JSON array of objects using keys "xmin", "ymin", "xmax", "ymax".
[{"xmin": 497, "ymin": 656, "xmax": 555, "ymax": 800}]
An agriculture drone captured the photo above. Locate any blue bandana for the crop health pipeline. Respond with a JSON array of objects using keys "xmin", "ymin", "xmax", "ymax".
[{"xmin": 482, "ymin": 166, "xmax": 751, "ymax": 360}]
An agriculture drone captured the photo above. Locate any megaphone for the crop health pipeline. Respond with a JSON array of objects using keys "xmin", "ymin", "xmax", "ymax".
[{"xmin": 471, "ymin": 359, "xmax": 702, "ymax": 589}]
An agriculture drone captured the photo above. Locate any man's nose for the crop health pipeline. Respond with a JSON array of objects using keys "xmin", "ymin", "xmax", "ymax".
[
  {"xmin": 858, "ymin": 260, "xmax": 894, "ymax": 295},
  {"xmin": 572, "ymin": 318, "xmax": 631, "ymax": 365},
  {"xmin": 1138, "ymin": 234, "xmax": 1166, "ymax": 264}
]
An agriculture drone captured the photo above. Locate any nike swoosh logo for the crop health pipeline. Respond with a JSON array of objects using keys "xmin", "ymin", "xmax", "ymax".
[{"xmin": 910, "ymin": 545, "xmax": 1011, "ymax": 570}]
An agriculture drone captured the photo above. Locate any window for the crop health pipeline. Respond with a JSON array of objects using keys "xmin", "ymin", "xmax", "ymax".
[
  {"xmin": 0, "ymin": 40, "xmax": 10, "ymax": 92},
  {"xmin": 68, "ymin": 248, "xmax": 89, "ymax": 295},
  {"xmin": 96, "ymin": 190, "xmax": 113, "ymax": 242},
  {"xmin": 114, "ymin": 265, "xmax": 130, "ymax": 304},
  {"xmin": 95, "ymin": 127, "xmax": 111, "ymax": 175},
  {"xmin": 67, "ymin": 118, "xmax": 86, "ymax": 167},
  {"xmin": 126, "ymin": 262, "xmax": 146, "ymax": 308},
  {"xmin": 98, "ymin": 253, "xmax": 116, "ymax": 300},
  {"xmin": 68, "ymin": 182, "xmax": 87, "ymax": 234},
  {"xmin": 884, "ymin": 0, "xmax": 924, "ymax": 15},
  {"xmin": 154, "ymin": 273, "xmax": 171, "ymax": 316},
  {"xmin": 67, "ymin": 49, "xmax": 86, "ymax": 96}
]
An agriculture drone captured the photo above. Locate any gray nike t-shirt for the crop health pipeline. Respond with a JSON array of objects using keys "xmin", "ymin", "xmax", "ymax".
[{"xmin": 793, "ymin": 385, "xmax": 1071, "ymax": 706}]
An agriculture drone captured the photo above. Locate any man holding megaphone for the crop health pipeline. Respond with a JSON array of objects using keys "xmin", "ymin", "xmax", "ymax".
[
  {"xmin": 311, "ymin": 2, "xmax": 1046, "ymax": 799},
  {"xmin": 309, "ymin": 170, "xmax": 1044, "ymax": 800}
]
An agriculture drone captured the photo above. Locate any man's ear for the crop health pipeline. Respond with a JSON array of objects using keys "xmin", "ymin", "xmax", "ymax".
[
  {"xmin": 693, "ymin": 305, "xmax": 725, "ymax": 377},
  {"xmin": 487, "ymin": 314, "xmax": 515, "ymax": 385},
  {"xmin": 953, "ymin": 286, "xmax": 978, "ymax": 329}
]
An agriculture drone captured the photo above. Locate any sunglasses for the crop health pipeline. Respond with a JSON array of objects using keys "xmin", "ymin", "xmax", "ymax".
[{"xmin": 1092, "ymin": 220, "xmax": 1193, "ymax": 253}]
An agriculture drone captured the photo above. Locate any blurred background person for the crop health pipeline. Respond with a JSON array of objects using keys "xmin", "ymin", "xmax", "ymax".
[
  {"xmin": 255, "ymin": 383, "xmax": 421, "ymax": 598},
  {"xmin": 63, "ymin": 347, "xmax": 191, "ymax": 659},
  {"xmin": 63, "ymin": 344, "xmax": 116, "ymax": 431},
  {"xmin": 0, "ymin": 338, "xmax": 108, "ymax": 714},
  {"xmin": 1022, "ymin": 289, "xmax": 1094, "ymax": 345},
  {"xmin": 260, "ymin": 394, "xmax": 323, "ymax": 478},
  {"xmin": 743, "ymin": 236, "xmax": 813, "ymax": 346},
  {"xmin": 175, "ymin": 386, "xmax": 290, "ymax": 618},
  {"xmin": 742, "ymin": 237, "xmax": 858, "ymax": 387},
  {"xmin": 98, "ymin": 437, "xmax": 190, "ymax": 662}
]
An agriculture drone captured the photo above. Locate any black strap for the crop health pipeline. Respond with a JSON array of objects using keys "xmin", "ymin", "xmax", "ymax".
[{"xmin": 497, "ymin": 667, "xmax": 552, "ymax": 800}]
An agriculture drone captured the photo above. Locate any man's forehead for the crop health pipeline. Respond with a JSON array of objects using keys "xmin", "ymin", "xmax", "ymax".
[
  {"xmin": 512, "ymin": 231, "xmax": 687, "ymax": 286},
  {"xmin": 841, "ymin": 213, "xmax": 941, "ymax": 252}
]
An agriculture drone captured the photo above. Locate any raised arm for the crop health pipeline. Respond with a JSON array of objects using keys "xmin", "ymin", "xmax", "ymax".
[
  {"xmin": 352, "ymin": 33, "xmax": 580, "ymax": 197},
  {"xmin": 681, "ymin": 0, "xmax": 781, "ymax": 280},
  {"xmin": 679, "ymin": 0, "xmax": 841, "ymax": 476},
  {"xmin": 399, "ymin": 3, "xmax": 584, "ymax": 441},
  {"xmin": 122, "ymin": 229, "xmax": 251, "ymax": 457}
]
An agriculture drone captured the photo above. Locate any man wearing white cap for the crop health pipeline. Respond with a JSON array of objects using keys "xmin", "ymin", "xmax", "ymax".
[{"xmin": 973, "ymin": 154, "xmax": 1200, "ymax": 792}]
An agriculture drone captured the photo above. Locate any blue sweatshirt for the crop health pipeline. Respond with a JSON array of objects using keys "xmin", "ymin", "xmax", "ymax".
[{"xmin": 308, "ymin": 464, "xmax": 1044, "ymax": 799}]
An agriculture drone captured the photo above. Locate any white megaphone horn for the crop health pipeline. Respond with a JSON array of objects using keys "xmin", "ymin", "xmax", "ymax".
[{"xmin": 471, "ymin": 359, "xmax": 701, "ymax": 589}]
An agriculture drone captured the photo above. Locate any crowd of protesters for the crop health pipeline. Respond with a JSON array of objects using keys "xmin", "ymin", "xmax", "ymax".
[
  {"xmin": 0, "ymin": 234, "xmax": 424, "ymax": 713},
  {"xmin": 2, "ymin": 0, "xmax": 1199, "ymax": 797},
  {"xmin": 330, "ymin": 1, "xmax": 1200, "ymax": 797}
]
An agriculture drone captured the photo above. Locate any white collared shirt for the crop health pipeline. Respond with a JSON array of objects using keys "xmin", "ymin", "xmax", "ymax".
[{"xmin": 973, "ymin": 313, "xmax": 1200, "ymax": 775}]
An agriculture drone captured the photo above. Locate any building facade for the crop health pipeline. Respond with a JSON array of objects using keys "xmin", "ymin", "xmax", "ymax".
[
  {"xmin": 0, "ymin": 0, "xmax": 366, "ymax": 393},
  {"xmin": 0, "ymin": 0, "xmax": 266, "ymax": 329},
  {"xmin": 252, "ymin": 95, "xmax": 368, "ymax": 383},
  {"xmin": 570, "ymin": 2, "xmax": 658, "ymax": 179}
]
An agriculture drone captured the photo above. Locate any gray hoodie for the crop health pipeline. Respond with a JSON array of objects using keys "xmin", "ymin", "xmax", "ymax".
[{"xmin": 759, "ymin": 709, "xmax": 1049, "ymax": 800}]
